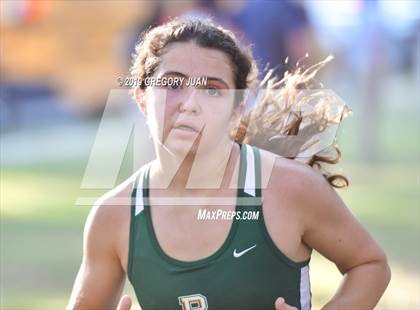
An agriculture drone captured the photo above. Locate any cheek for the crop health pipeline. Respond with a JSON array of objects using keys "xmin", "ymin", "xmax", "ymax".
[
  {"xmin": 164, "ymin": 96, "xmax": 180, "ymax": 118},
  {"xmin": 145, "ymin": 90, "xmax": 178, "ymax": 141},
  {"xmin": 161, "ymin": 95, "xmax": 181, "ymax": 140},
  {"xmin": 203, "ymin": 102, "xmax": 234, "ymax": 134}
]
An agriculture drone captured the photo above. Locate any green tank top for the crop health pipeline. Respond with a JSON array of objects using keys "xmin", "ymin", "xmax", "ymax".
[{"xmin": 128, "ymin": 144, "xmax": 311, "ymax": 310}]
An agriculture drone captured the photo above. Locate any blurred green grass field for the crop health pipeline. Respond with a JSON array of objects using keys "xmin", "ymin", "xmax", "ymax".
[{"xmin": 1, "ymin": 106, "xmax": 419, "ymax": 309}]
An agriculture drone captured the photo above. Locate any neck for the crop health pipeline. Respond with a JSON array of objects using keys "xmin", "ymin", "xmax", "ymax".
[{"xmin": 150, "ymin": 139, "xmax": 240, "ymax": 193}]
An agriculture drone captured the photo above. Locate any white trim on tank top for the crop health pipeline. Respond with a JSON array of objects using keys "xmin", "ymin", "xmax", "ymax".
[
  {"xmin": 300, "ymin": 265, "xmax": 311, "ymax": 310},
  {"xmin": 135, "ymin": 169, "xmax": 145, "ymax": 216},
  {"xmin": 244, "ymin": 144, "xmax": 256, "ymax": 197}
]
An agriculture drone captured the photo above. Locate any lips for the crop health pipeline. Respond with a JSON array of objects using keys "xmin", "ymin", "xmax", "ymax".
[
  {"xmin": 173, "ymin": 122, "xmax": 199, "ymax": 132},
  {"xmin": 174, "ymin": 125, "xmax": 197, "ymax": 132}
]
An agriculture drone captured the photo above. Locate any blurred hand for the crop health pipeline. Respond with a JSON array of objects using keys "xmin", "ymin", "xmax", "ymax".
[
  {"xmin": 275, "ymin": 297, "xmax": 298, "ymax": 310},
  {"xmin": 117, "ymin": 295, "xmax": 132, "ymax": 310}
]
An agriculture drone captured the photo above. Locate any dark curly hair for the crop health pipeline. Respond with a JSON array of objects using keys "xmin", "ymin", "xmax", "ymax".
[{"xmin": 131, "ymin": 18, "xmax": 257, "ymax": 106}]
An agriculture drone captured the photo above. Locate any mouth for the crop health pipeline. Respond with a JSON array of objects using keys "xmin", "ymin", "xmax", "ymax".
[{"xmin": 173, "ymin": 124, "xmax": 198, "ymax": 132}]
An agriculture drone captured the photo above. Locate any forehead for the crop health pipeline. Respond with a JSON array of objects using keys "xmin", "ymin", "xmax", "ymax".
[{"xmin": 156, "ymin": 41, "xmax": 235, "ymax": 87}]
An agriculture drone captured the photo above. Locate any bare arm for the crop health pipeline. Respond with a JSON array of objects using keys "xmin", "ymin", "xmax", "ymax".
[
  {"xmin": 67, "ymin": 203, "xmax": 127, "ymax": 310},
  {"xmin": 300, "ymin": 170, "xmax": 391, "ymax": 309}
]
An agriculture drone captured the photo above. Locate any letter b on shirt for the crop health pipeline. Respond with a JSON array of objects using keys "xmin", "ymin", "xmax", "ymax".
[{"xmin": 178, "ymin": 293, "xmax": 208, "ymax": 310}]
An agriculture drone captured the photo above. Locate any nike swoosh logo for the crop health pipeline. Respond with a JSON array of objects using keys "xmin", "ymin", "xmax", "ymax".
[{"xmin": 233, "ymin": 244, "xmax": 257, "ymax": 258}]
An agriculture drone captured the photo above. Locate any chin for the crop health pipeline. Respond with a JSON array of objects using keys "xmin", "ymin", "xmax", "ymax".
[
  {"xmin": 162, "ymin": 137, "xmax": 200, "ymax": 157},
  {"xmin": 160, "ymin": 130, "xmax": 227, "ymax": 158}
]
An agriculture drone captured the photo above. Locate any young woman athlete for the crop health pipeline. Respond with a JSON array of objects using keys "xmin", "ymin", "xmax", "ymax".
[{"xmin": 68, "ymin": 19, "xmax": 391, "ymax": 310}]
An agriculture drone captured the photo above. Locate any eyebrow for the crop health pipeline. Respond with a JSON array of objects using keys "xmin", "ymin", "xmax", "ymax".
[
  {"xmin": 160, "ymin": 71, "xmax": 187, "ymax": 79},
  {"xmin": 206, "ymin": 77, "xmax": 230, "ymax": 89},
  {"xmin": 160, "ymin": 71, "xmax": 230, "ymax": 89}
]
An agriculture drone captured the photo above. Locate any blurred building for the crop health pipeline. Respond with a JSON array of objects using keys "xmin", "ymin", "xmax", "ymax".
[{"xmin": 1, "ymin": 1, "xmax": 154, "ymax": 115}]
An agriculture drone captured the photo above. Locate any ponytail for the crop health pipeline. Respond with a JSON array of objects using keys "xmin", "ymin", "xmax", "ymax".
[{"xmin": 232, "ymin": 56, "xmax": 352, "ymax": 189}]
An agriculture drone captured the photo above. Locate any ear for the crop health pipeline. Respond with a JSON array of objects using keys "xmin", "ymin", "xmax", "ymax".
[{"xmin": 135, "ymin": 87, "xmax": 147, "ymax": 116}]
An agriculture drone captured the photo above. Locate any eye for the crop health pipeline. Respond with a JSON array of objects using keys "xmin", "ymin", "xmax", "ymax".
[
  {"xmin": 206, "ymin": 87, "xmax": 221, "ymax": 97},
  {"xmin": 168, "ymin": 82, "xmax": 182, "ymax": 90}
]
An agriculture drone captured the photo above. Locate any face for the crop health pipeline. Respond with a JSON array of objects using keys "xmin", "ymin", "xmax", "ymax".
[{"xmin": 137, "ymin": 41, "xmax": 242, "ymax": 156}]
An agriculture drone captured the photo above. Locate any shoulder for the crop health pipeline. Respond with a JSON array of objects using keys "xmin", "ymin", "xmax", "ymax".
[
  {"xmin": 83, "ymin": 171, "xmax": 140, "ymax": 259},
  {"xmin": 257, "ymin": 146, "xmax": 329, "ymax": 197},
  {"xmin": 256, "ymin": 146, "xmax": 342, "ymax": 222},
  {"xmin": 257, "ymin": 146, "xmax": 349, "ymax": 229},
  {"xmin": 88, "ymin": 172, "xmax": 138, "ymax": 228}
]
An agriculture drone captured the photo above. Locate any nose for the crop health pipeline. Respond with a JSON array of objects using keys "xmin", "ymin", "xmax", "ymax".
[{"xmin": 179, "ymin": 88, "xmax": 201, "ymax": 114}]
